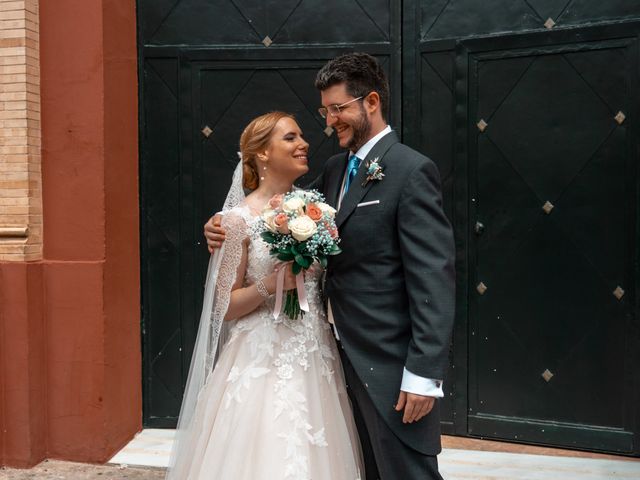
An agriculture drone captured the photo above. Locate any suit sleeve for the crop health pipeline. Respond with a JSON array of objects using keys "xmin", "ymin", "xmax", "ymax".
[
  {"xmin": 304, "ymin": 171, "xmax": 324, "ymax": 191},
  {"xmin": 397, "ymin": 159, "xmax": 455, "ymax": 380},
  {"xmin": 305, "ymin": 153, "xmax": 343, "ymax": 194}
]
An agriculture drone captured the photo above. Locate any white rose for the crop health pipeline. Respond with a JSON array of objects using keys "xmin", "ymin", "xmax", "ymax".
[
  {"xmin": 317, "ymin": 202, "xmax": 336, "ymax": 218},
  {"xmin": 288, "ymin": 215, "xmax": 318, "ymax": 241},
  {"xmin": 283, "ymin": 197, "xmax": 305, "ymax": 215},
  {"xmin": 262, "ymin": 209, "xmax": 278, "ymax": 232}
]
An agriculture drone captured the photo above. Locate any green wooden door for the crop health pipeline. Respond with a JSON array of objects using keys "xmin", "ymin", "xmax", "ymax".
[
  {"xmin": 462, "ymin": 25, "xmax": 638, "ymax": 454},
  {"xmin": 402, "ymin": 0, "xmax": 640, "ymax": 455},
  {"xmin": 138, "ymin": 0, "xmax": 402, "ymax": 427},
  {"xmin": 139, "ymin": 0, "xmax": 640, "ymax": 455}
]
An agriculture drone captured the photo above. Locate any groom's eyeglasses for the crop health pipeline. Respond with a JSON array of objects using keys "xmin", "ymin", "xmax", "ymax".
[{"xmin": 318, "ymin": 96, "xmax": 363, "ymax": 119}]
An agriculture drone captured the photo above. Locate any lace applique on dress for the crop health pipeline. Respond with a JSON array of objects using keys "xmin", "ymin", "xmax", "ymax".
[
  {"xmin": 218, "ymin": 206, "xmax": 347, "ymax": 479},
  {"xmin": 167, "ymin": 176, "xmax": 362, "ymax": 480}
]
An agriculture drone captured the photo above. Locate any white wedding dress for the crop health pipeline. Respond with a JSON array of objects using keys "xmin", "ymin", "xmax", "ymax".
[{"xmin": 167, "ymin": 206, "xmax": 363, "ymax": 480}]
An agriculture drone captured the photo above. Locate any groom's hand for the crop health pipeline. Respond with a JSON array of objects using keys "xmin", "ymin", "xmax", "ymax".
[
  {"xmin": 204, "ymin": 214, "xmax": 226, "ymax": 253},
  {"xmin": 395, "ymin": 391, "xmax": 435, "ymax": 424}
]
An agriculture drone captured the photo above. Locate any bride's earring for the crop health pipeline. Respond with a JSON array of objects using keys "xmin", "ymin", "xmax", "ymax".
[{"xmin": 258, "ymin": 155, "xmax": 267, "ymax": 181}]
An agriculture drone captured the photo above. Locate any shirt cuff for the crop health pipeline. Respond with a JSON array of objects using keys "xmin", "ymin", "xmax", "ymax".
[{"xmin": 400, "ymin": 367, "xmax": 444, "ymax": 398}]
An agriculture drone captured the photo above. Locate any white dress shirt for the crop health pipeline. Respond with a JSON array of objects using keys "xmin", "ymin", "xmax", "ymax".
[{"xmin": 331, "ymin": 125, "xmax": 444, "ymax": 398}]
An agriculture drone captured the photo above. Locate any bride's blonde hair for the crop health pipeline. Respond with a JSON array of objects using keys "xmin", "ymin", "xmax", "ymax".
[{"xmin": 239, "ymin": 111, "xmax": 295, "ymax": 190}]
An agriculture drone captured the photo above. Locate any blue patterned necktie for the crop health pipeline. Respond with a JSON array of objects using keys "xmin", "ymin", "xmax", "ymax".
[{"xmin": 344, "ymin": 154, "xmax": 360, "ymax": 194}]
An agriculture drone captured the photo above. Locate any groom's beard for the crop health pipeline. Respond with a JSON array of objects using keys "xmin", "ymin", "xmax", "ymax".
[{"xmin": 346, "ymin": 105, "xmax": 372, "ymax": 153}]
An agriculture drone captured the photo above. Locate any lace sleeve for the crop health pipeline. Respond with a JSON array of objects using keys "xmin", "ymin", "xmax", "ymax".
[{"xmin": 207, "ymin": 210, "xmax": 248, "ymax": 365}]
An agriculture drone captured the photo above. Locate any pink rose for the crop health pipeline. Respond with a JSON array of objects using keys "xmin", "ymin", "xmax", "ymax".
[
  {"xmin": 269, "ymin": 194, "xmax": 284, "ymax": 210},
  {"xmin": 274, "ymin": 213, "xmax": 289, "ymax": 234},
  {"xmin": 306, "ymin": 203, "xmax": 323, "ymax": 222}
]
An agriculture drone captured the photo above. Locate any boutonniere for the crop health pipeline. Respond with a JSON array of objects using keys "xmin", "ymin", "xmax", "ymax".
[{"xmin": 362, "ymin": 157, "xmax": 385, "ymax": 187}]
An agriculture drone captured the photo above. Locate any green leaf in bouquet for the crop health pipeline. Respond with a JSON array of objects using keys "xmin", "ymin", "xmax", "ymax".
[
  {"xmin": 329, "ymin": 245, "xmax": 342, "ymax": 255},
  {"xmin": 292, "ymin": 261, "xmax": 302, "ymax": 275},
  {"xmin": 261, "ymin": 232, "xmax": 278, "ymax": 244},
  {"xmin": 277, "ymin": 252, "xmax": 294, "ymax": 262},
  {"xmin": 319, "ymin": 256, "xmax": 328, "ymax": 268},
  {"xmin": 294, "ymin": 253, "xmax": 311, "ymax": 269}
]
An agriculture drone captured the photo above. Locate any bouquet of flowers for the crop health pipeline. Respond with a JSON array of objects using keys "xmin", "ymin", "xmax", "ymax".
[{"xmin": 256, "ymin": 189, "xmax": 341, "ymax": 319}]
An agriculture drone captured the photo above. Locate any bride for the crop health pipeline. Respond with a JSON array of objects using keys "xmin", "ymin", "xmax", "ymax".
[{"xmin": 165, "ymin": 111, "xmax": 363, "ymax": 480}]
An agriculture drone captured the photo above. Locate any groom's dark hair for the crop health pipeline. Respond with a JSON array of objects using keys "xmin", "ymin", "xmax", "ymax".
[{"xmin": 315, "ymin": 52, "xmax": 389, "ymax": 121}]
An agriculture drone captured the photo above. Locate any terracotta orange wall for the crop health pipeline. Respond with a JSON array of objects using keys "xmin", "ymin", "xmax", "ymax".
[
  {"xmin": 102, "ymin": 0, "xmax": 142, "ymax": 454},
  {"xmin": 41, "ymin": 3, "xmax": 105, "ymax": 261},
  {"xmin": 0, "ymin": 0, "xmax": 140, "ymax": 468},
  {"xmin": 40, "ymin": 0, "xmax": 108, "ymax": 460},
  {"xmin": 0, "ymin": 263, "xmax": 46, "ymax": 467}
]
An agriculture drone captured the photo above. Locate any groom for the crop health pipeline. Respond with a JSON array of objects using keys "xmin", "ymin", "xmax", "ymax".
[{"xmin": 205, "ymin": 53, "xmax": 455, "ymax": 480}]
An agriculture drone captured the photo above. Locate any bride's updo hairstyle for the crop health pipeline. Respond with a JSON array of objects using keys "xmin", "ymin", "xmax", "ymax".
[{"xmin": 239, "ymin": 111, "xmax": 295, "ymax": 190}]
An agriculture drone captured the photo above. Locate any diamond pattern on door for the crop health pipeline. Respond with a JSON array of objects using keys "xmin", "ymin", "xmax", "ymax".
[
  {"xmin": 421, "ymin": 0, "xmax": 640, "ymax": 40},
  {"xmin": 560, "ymin": 0, "xmax": 640, "ymax": 25},
  {"xmin": 197, "ymin": 67, "xmax": 340, "ymax": 204},
  {"xmin": 421, "ymin": 0, "xmax": 540, "ymax": 40},
  {"xmin": 230, "ymin": 0, "xmax": 304, "ymax": 42},
  {"xmin": 467, "ymin": 35, "xmax": 636, "ymax": 452},
  {"xmin": 142, "ymin": 58, "xmax": 185, "ymax": 424},
  {"xmin": 141, "ymin": 0, "xmax": 390, "ymax": 45},
  {"xmin": 419, "ymin": 52, "xmax": 455, "ymax": 225},
  {"xmin": 486, "ymin": 54, "xmax": 615, "ymax": 202}
]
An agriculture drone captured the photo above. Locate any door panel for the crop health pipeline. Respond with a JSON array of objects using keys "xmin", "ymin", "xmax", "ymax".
[
  {"xmin": 141, "ymin": 57, "xmax": 183, "ymax": 423},
  {"xmin": 403, "ymin": 0, "xmax": 640, "ymax": 453},
  {"xmin": 139, "ymin": 0, "xmax": 400, "ymax": 425},
  {"xmin": 462, "ymin": 29, "xmax": 638, "ymax": 453}
]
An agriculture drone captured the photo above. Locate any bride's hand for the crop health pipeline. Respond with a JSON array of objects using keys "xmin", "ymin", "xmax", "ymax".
[
  {"xmin": 280, "ymin": 264, "xmax": 298, "ymax": 291},
  {"xmin": 263, "ymin": 263, "xmax": 297, "ymax": 293}
]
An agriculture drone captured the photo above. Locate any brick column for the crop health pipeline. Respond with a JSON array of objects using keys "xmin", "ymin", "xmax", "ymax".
[
  {"xmin": 0, "ymin": 0, "xmax": 42, "ymax": 261},
  {"xmin": 0, "ymin": 0, "xmax": 140, "ymax": 468},
  {"xmin": 0, "ymin": 0, "xmax": 45, "ymax": 468}
]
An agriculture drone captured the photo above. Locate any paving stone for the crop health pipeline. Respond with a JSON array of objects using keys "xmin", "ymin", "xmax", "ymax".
[{"xmin": 0, "ymin": 460, "xmax": 165, "ymax": 480}]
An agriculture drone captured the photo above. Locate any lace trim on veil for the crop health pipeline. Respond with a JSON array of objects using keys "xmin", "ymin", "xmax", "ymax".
[{"xmin": 166, "ymin": 163, "xmax": 247, "ymax": 478}]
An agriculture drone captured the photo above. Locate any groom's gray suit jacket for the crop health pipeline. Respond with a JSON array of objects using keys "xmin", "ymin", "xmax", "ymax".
[{"xmin": 317, "ymin": 131, "xmax": 455, "ymax": 456}]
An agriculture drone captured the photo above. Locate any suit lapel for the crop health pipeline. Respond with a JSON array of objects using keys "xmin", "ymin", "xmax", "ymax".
[{"xmin": 335, "ymin": 131, "xmax": 399, "ymax": 230}]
